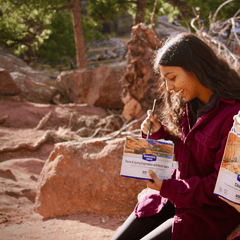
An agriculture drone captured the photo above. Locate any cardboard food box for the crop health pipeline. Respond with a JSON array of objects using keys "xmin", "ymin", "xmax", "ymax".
[
  {"xmin": 120, "ymin": 136, "xmax": 176, "ymax": 180},
  {"xmin": 214, "ymin": 123, "xmax": 240, "ymax": 204}
]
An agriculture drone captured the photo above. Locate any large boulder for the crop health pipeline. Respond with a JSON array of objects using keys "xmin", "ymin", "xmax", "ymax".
[
  {"xmin": 34, "ymin": 138, "xmax": 146, "ymax": 219},
  {"xmin": 0, "ymin": 45, "xmax": 56, "ymax": 103},
  {"xmin": 55, "ymin": 65, "xmax": 125, "ymax": 109},
  {"xmin": 0, "ymin": 68, "xmax": 21, "ymax": 95},
  {"xmin": 0, "ymin": 45, "xmax": 29, "ymax": 73},
  {"xmin": 10, "ymin": 72, "xmax": 57, "ymax": 103},
  {"xmin": 0, "ymin": 45, "xmax": 54, "ymax": 85}
]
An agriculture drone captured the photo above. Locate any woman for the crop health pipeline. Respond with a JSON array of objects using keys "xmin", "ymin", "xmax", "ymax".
[{"xmin": 112, "ymin": 33, "xmax": 240, "ymax": 240}]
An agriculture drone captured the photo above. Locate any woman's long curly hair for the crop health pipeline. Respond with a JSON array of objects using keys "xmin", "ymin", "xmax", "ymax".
[{"xmin": 154, "ymin": 32, "xmax": 240, "ymax": 138}]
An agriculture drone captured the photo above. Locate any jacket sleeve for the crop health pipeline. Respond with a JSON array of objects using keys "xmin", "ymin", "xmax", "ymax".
[
  {"xmin": 142, "ymin": 123, "xmax": 177, "ymax": 143},
  {"xmin": 160, "ymin": 124, "xmax": 231, "ymax": 208}
]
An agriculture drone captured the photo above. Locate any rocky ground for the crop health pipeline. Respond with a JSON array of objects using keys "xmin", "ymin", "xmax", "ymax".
[
  {"xmin": 0, "ymin": 96, "xmax": 128, "ymax": 240},
  {"xmin": 0, "ymin": 36, "xmax": 133, "ymax": 240}
]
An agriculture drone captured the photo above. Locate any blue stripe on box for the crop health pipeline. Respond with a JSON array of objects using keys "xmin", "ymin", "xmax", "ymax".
[{"xmin": 120, "ymin": 174, "xmax": 151, "ymax": 180}]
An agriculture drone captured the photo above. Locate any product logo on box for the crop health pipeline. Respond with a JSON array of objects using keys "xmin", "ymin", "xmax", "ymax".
[
  {"xmin": 142, "ymin": 154, "xmax": 156, "ymax": 161},
  {"xmin": 237, "ymin": 174, "xmax": 240, "ymax": 182}
]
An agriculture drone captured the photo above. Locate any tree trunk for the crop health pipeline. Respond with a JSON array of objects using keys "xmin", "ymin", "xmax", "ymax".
[
  {"xmin": 135, "ymin": 0, "xmax": 148, "ymax": 24},
  {"xmin": 71, "ymin": 0, "xmax": 87, "ymax": 69}
]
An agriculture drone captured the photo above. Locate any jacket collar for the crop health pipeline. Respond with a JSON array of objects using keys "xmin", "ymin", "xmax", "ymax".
[
  {"xmin": 181, "ymin": 98, "xmax": 236, "ymax": 137},
  {"xmin": 216, "ymin": 98, "xmax": 236, "ymax": 107}
]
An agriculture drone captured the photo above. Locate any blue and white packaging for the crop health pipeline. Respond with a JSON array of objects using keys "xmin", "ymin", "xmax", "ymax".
[{"xmin": 120, "ymin": 136, "xmax": 176, "ymax": 180}]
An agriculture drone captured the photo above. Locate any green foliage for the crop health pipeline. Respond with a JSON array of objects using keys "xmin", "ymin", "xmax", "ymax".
[
  {"xmin": 87, "ymin": 0, "xmax": 239, "ymax": 30},
  {"xmin": 82, "ymin": 14, "xmax": 109, "ymax": 42},
  {"xmin": 87, "ymin": 0, "xmax": 180, "ymax": 25},
  {"xmin": 37, "ymin": 10, "xmax": 75, "ymax": 64},
  {"xmin": 38, "ymin": 10, "xmax": 109, "ymax": 64},
  {"xmin": 0, "ymin": 0, "xmax": 113, "ymax": 64},
  {"xmin": 136, "ymin": 0, "xmax": 180, "ymax": 23},
  {"xmin": 183, "ymin": 0, "xmax": 240, "ymax": 29},
  {"xmin": 0, "ymin": 0, "xmax": 54, "ymax": 56},
  {"xmin": 87, "ymin": 0, "xmax": 129, "ymax": 22},
  {"xmin": 152, "ymin": 0, "xmax": 180, "ymax": 23},
  {"xmin": 0, "ymin": 0, "xmax": 181, "ymax": 65}
]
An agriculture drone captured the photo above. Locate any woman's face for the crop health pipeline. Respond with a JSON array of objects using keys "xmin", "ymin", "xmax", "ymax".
[{"xmin": 159, "ymin": 65, "xmax": 212, "ymax": 104}]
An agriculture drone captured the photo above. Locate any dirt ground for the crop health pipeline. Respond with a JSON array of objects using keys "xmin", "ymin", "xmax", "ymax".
[
  {"xmin": 0, "ymin": 202, "xmax": 124, "ymax": 240},
  {"xmin": 0, "ymin": 95, "xmax": 130, "ymax": 240},
  {"xmin": 0, "ymin": 144, "xmax": 126, "ymax": 240}
]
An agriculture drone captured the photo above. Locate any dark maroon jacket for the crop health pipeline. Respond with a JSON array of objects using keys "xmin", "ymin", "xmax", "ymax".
[{"xmin": 135, "ymin": 98, "xmax": 240, "ymax": 240}]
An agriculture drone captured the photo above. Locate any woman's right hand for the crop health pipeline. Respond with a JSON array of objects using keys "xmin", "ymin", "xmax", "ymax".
[{"xmin": 141, "ymin": 110, "xmax": 161, "ymax": 136}]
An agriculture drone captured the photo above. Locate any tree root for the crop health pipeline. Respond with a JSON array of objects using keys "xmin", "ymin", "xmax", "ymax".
[{"xmin": 35, "ymin": 111, "xmax": 52, "ymax": 130}]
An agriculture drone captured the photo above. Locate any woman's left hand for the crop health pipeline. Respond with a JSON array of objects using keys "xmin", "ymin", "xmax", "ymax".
[{"xmin": 145, "ymin": 170, "xmax": 163, "ymax": 191}]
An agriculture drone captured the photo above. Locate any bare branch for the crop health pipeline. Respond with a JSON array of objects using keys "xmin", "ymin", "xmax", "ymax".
[
  {"xmin": 190, "ymin": 0, "xmax": 240, "ymax": 72},
  {"xmin": 233, "ymin": 8, "xmax": 240, "ymax": 18},
  {"xmin": 151, "ymin": 0, "xmax": 162, "ymax": 41},
  {"xmin": 35, "ymin": 111, "xmax": 52, "ymax": 130},
  {"xmin": 190, "ymin": 17, "xmax": 200, "ymax": 33},
  {"xmin": 210, "ymin": 0, "xmax": 234, "ymax": 26},
  {"xmin": 192, "ymin": 7, "xmax": 203, "ymax": 31},
  {"xmin": 103, "ymin": 119, "xmax": 141, "ymax": 140},
  {"xmin": 198, "ymin": 32, "xmax": 240, "ymax": 70},
  {"xmin": 231, "ymin": 18, "xmax": 240, "ymax": 46}
]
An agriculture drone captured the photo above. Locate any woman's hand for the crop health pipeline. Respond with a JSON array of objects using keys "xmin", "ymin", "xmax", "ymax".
[
  {"xmin": 219, "ymin": 196, "xmax": 240, "ymax": 213},
  {"xmin": 141, "ymin": 110, "xmax": 161, "ymax": 135},
  {"xmin": 145, "ymin": 170, "xmax": 163, "ymax": 191}
]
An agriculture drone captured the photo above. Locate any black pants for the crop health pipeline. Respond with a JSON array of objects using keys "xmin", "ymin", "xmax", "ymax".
[{"xmin": 111, "ymin": 201, "xmax": 175, "ymax": 240}]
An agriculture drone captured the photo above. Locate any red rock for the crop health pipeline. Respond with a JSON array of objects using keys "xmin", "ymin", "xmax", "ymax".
[
  {"xmin": 0, "ymin": 96, "xmax": 107, "ymax": 129},
  {"xmin": 0, "ymin": 158, "xmax": 45, "ymax": 204},
  {"xmin": 0, "ymin": 45, "xmax": 56, "ymax": 103},
  {"xmin": 122, "ymin": 92, "xmax": 143, "ymax": 121},
  {"xmin": 0, "ymin": 128, "xmax": 51, "ymax": 152},
  {"xmin": 10, "ymin": 72, "xmax": 57, "ymax": 103},
  {"xmin": 34, "ymin": 138, "xmax": 146, "ymax": 218},
  {"xmin": 0, "ymin": 68, "xmax": 21, "ymax": 95},
  {"xmin": 55, "ymin": 65, "xmax": 125, "ymax": 109},
  {"xmin": 0, "ymin": 45, "xmax": 54, "ymax": 86}
]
